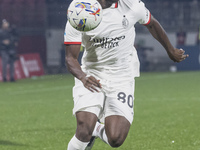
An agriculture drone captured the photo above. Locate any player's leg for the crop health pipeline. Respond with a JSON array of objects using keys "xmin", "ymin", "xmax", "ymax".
[
  {"xmin": 92, "ymin": 115, "xmax": 130, "ymax": 147},
  {"xmin": 93, "ymin": 80, "xmax": 135, "ymax": 148},
  {"xmin": 105, "ymin": 115, "xmax": 130, "ymax": 147},
  {"xmin": 68, "ymin": 78, "xmax": 105, "ymax": 150},
  {"xmin": 67, "ymin": 111, "xmax": 97, "ymax": 150},
  {"xmin": 76, "ymin": 111, "xmax": 98, "ymax": 142}
]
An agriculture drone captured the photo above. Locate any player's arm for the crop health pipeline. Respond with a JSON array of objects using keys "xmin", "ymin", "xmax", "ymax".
[
  {"xmin": 145, "ymin": 15, "xmax": 189, "ymax": 62},
  {"xmin": 65, "ymin": 44, "xmax": 84, "ymax": 79},
  {"xmin": 65, "ymin": 44, "xmax": 101, "ymax": 92}
]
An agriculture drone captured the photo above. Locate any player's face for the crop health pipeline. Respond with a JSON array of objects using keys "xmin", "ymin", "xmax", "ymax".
[
  {"xmin": 98, "ymin": 0, "xmax": 119, "ymax": 9},
  {"xmin": 107, "ymin": 0, "xmax": 119, "ymax": 3}
]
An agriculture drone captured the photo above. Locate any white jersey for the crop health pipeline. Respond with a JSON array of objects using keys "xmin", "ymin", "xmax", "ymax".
[{"xmin": 64, "ymin": 0, "xmax": 151, "ymax": 82}]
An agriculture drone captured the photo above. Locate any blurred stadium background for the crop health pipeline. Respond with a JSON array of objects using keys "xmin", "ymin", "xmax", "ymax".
[{"xmin": 0, "ymin": 0, "xmax": 200, "ymax": 79}]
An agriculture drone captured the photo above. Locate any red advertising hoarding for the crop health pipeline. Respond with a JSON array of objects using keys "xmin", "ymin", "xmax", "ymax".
[{"xmin": 0, "ymin": 53, "xmax": 44, "ymax": 82}]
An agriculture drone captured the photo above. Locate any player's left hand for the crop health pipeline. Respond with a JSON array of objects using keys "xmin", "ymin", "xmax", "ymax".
[{"xmin": 168, "ymin": 48, "xmax": 189, "ymax": 62}]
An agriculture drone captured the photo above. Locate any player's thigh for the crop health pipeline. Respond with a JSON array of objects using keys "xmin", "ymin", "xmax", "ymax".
[
  {"xmin": 73, "ymin": 78, "xmax": 105, "ymax": 141},
  {"xmin": 73, "ymin": 77, "xmax": 105, "ymax": 117},
  {"xmin": 75, "ymin": 111, "xmax": 98, "ymax": 142},
  {"xmin": 103, "ymin": 81, "xmax": 135, "ymax": 146},
  {"xmin": 104, "ymin": 80, "xmax": 135, "ymax": 124},
  {"xmin": 105, "ymin": 115, "xmax": 130, "ymax": 143}
]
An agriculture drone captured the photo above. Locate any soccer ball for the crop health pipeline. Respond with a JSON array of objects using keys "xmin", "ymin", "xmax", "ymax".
[{"xmin": 67, "ymin": 0, "xmax": 103, "ymax": 32}]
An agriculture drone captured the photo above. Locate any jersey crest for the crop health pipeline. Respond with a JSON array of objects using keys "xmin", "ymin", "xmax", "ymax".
[{"xmin": 122, "ymin": 15, "xmax": 129, "ymax": 29}]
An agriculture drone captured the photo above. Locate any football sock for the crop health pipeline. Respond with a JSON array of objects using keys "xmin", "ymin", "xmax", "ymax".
[
  {"xmin": 93, "ymin": 121, "xmax": 109, "ymax": 145},
  {"xmin": 67, "ymin": 135, "xmax": 89, "ymax": 150}
]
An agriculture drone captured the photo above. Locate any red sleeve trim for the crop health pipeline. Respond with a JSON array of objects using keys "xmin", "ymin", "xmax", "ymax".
[
  {"xmin": 143, "ymin": 12, "xmax": 151, "ymax": 26},
  {"xmin": 115, "ymin": 2, "xmax": 118, "ymax": 8},
  {"xmin": 64, "ymin": 42, "xmax": 81, "ymax": 45}
]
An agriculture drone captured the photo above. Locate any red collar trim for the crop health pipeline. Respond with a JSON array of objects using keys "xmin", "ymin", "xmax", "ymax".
[{"xmin": 115, "ymin": 2, "xmax": 118, "ymax": 8}]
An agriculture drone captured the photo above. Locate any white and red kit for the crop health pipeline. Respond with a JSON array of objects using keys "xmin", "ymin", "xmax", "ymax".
[{"xmin": 64, "ymin": 0, "xmax": 151, "ymax": 123}]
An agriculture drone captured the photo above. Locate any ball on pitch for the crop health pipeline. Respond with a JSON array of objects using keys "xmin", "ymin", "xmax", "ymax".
[{"xmin": 67, "ymin": 0, "xmax": 103, "ymax": 32}]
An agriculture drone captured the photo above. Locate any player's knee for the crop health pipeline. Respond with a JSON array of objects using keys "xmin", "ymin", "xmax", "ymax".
[
  {"xmin": 76, "ymin": 128, "xmax": 92, "ymax": 142},
  {"xmin": 108, "ymin": 134, "xmax": 125, "ymax": 148},
  {"xmin": 76, "ymin": 123, "xmax": 93, "ymax": 142}
]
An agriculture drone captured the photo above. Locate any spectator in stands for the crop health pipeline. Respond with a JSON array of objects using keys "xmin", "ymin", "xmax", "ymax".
[
  {"xmin": 0, "ymin": 19, "xmax": 18, "ymax": 82},
  {"xmin": 176, "ymin": 27, "xmax": 187, "ymax": 46}
]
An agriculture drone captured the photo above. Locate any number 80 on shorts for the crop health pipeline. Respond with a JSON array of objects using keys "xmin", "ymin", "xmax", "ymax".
[{"xmin": 117, "ymin": 92, "xmax": 134, "ymax": 108}]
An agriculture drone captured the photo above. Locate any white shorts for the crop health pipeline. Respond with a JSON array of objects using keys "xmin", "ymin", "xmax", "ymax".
[{"xmin": 72, "ymin": 77, "xmax": 135, "ymax": 124}]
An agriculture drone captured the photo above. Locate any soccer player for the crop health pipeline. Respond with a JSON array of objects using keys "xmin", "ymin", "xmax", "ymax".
[{"xmin": 64, "ymin": 0, "xmax": 189, "ymax": 149}]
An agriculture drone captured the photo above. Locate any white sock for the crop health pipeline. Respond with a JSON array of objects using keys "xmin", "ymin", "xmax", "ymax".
[
  {"xmin": 67, "ymin": 135, "xmax": 89, "ymax": 150},
  {"xmin": 92, "ymin": 122, "xmax": 109, "ymax": 145}
]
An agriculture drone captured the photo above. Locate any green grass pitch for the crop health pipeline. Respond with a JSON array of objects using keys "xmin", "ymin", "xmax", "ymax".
[{"xmin": 0, "ymin": 71, "xmax": 200, "ymax": 150}]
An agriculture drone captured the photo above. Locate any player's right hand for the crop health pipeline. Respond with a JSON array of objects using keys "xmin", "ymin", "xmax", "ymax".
[{"xmin": 80, "ymin": 75, "xmax": 102, "ymax": 93}]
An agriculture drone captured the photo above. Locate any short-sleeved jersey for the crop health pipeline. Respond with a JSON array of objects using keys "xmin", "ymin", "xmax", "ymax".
[{"xmin": 64, "ymin": 0, "xmax": 151, "ymax": 81}]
